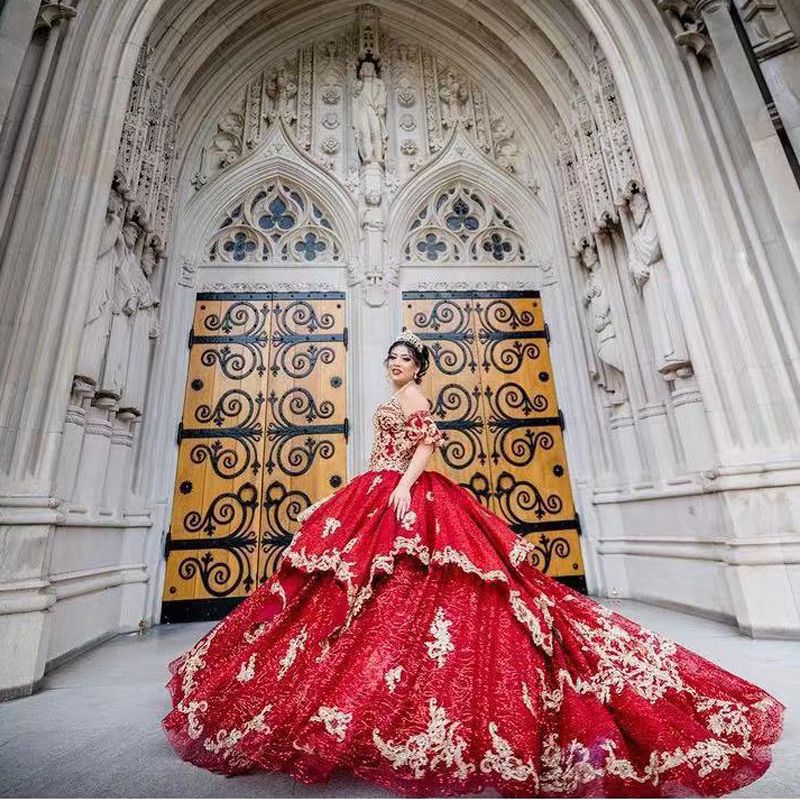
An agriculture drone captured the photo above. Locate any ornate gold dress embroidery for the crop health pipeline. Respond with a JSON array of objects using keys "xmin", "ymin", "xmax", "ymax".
[{"xmin": 367, "ymin": 396, "xmax": 444, "ymax": 473}]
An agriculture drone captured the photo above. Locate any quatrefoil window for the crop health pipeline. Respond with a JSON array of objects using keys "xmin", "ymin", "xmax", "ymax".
[
  {"xmin": 258, "ymin": 197, "xmax": 296, "ymax": 231},
  {"xmin": 223, "ymin": 232, "xmax": 258, "ymax": 261},
  {"xmin": 417, "ymin": 233, "xmax": 447, "ymax": 260},
  {"xmin": 295, "ymin": 232, "xmax": 327, "ymax": 261},
  {"xmin": 403, "ymin": 185, "xmax": 526, "ymax": 265},
  {"xmin": 445, "ymin": 199, "xmax": 479, "ymax": 233},
  {"xmin": 482, "ymin": 232, "xmax": 513, "ymax": 261},
  {"xmin": 207, "ymin": 180, "xmax": 343, "ymax": 264}
]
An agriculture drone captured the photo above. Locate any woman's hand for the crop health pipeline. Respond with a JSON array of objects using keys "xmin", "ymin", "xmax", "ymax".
[{"xmin": 388, "ymin": 483, "xmax": 412, "ymax": 522}]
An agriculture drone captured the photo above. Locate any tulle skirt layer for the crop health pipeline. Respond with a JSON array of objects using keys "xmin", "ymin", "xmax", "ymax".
[{"xmin": 162, "ymin": 469, "xmax": 783, "ymax": 797}]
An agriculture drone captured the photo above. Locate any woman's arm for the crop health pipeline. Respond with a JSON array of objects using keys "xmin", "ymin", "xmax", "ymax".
[
  {"xmin": 388, "ymin": 388, "xmax": 436, "ymax": 521},
  {"xmin": 389, "ymin": 441, "xmax": 434, "ymax": 521}
]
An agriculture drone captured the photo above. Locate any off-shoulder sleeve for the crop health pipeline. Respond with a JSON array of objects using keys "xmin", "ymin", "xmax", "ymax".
[{"xmin": 405, "ymin": 408, "xmax": 444, "ymax": 449}]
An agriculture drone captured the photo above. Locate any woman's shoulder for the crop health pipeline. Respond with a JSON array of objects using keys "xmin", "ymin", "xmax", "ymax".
[{"xmin": 398, "ymin": 383, "xmax": 432, "ymax": 415}]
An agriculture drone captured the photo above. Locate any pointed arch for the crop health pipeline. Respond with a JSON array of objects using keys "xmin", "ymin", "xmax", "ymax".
[
  {"xmin": 387, "ymin": 128, "xmax": 555, "ymax": 268},
  {"xmin": 175, "ymin": 122, "xmax": 358, "ymax": 265}
]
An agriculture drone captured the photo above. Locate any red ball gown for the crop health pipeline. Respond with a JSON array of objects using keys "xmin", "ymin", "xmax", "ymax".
[{"xmin": 163, "ymin": 395, "xmax": 783, "ymax": 797}]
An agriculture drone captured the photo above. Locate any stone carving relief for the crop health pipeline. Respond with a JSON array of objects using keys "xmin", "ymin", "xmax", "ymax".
[
  {"xmin": 207, "ymin": 180, "xmax": 343, "ymax": 265},
  {"xmin": 115, "ymin": 38, "xmax": 178, "ymax": 244},
  {"xmin": 76, "ymin": 35, "xmax": 172, "ymax": 416},
  {"xmin": 352, "ymin": 60, "xmax": 387, "ymax": 165},
  {"xmin": 77, "ymin": 180, "xmax": 164, "ymax": 415},
  {"xmin": 591, "ymin": 49, "xmax": 640, "ymax": 203},
  {"xmin": 191, "ymin": 6, "xmax": 537, "ymax": 194},
  {"xmin": 628, "ymin": 191, "xmax": 693, "ymax": 380},
  {"xmin": 77, "ymin": 186, "xmax": 127, "ymax": 383},
  {"xmin": 401, "ymin": 185, "xmax": 528, "ymax": 265},
  {"xmin": 554, "ymin": 46, "xmax": 642, "ymax": 251},
  {"xmin": 580, "ymin": 243, "xmax": 628, "ymax": 406}
]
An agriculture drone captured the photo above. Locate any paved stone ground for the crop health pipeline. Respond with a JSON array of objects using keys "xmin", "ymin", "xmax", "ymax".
[{"xmin": 0, "ymin": 599, "xmax": 795, "ymax": 798}]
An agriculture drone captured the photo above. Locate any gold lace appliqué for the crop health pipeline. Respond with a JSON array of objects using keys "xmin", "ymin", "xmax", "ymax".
[
  {"xmin": 372, "ymin": 697, "xmax": 476, "ymax": 780},
  {"xmin": 425, "ymin": 606, "xmax": 455, "ymax": 667},
  {"xmin": 310, "ymin": 705, "xmax": 352, "ymax": 743}
]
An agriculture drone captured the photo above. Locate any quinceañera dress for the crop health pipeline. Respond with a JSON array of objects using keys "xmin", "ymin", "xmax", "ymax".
[{"xmin": 163, "ymin": 395, "xmax": 783, "ymax": 798}]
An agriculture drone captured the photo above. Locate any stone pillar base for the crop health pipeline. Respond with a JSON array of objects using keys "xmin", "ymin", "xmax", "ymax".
[{"xmin": 0, "ymin": 601, "xmax": 53, "ymax": 700}]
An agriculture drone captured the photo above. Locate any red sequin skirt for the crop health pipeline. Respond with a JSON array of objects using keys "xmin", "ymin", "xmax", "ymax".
[{"xmin": 162, "ymin": 469, "xmax": 783, "ymax": 797}]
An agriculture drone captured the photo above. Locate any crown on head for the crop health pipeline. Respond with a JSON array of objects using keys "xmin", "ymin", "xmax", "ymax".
[{"xmin": 393, "ymin": 329, "xmax": 424, "ymax": 351}]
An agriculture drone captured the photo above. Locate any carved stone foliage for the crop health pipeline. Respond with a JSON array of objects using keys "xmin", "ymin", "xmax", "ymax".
[
  {"xmin": 591, "ymin": 51, "xmax": 640, "ymax": 203},
  {"xmin": 115, "ymin": 38, "xmax": 179, "ymax": 245},
  {"xmin": 402, "ymin": 185, "xmax": 527, "ymax": 265},
  {"xmin": 207, "ymin": 180, "xmax": 344, "ymax": 265},
  {"xmin": 553, "ymin": 46, "xmax": 642, "ymax": 251},
  {"xmin": 192, "ymin": 7, "xmax": 535, "ymax": 193}
]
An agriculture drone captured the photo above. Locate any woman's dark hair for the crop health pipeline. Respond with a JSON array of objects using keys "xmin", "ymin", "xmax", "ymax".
[{"xmin": 384, "ymin": 339, "xmax": 430, "ymax": 384}]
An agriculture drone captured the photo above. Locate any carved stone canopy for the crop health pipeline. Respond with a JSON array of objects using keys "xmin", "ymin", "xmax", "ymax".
[{"xmin": 190, "ymin": 9, "xmax": 538, "ymax": 198}]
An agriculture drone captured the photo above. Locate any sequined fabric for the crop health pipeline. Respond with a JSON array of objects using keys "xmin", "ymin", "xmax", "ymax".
[
  {"xmin": 163, "ymin": 400, "xmax": 784, "ymax": 798},
  {"xmin": 368, "ymin": 397, "xmax": 444, "ymax": 472}
]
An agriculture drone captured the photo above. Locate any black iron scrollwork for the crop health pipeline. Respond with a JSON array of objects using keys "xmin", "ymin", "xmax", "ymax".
[
  {"xmin": 473, "ymin": 299, "xmax": 544, "ymax": 374},
  {"xmin": 494, "ymin": 470, "xmax": 563, "ymax": 522},
  {"xmin": 518, "ymin": 533, "xmax": 572, "ymax": 574},
  {"xmin": 259, "ymin": 481, "xmax": 310, "ymax": 581},
  {"xmin": 270, "ymin": 300, "xmax": 341, "ymax": 379},
  {"xmin": 183, "ymin": 482, "xmax": 258, "ymax": 537},
  {"xmin": 460, "ymin": 471, "xmax": 493, "ymax": 510},
  {"xmin": 411, "ymin": 300, "xmax": 476, "ymax": 374},
  {"xmin": 265, "ymin": 387, "xmax": 343, "ymax": 476},
  {"xmin": 203, "ymin": 301, "xmax": 268, "ymax": 335},
  {"xmin": 485, "ymin": 383, "xmax": 557, "ymax": 466},
  {"xmin": 168, "ymin": 482, "xmax": 260, "ymax": 597},
  {"xmin": 196, "ymin": 301, "xmax": 271, "ymax": 379},
  {"xmin": 432, "ymin": 384, "xmax": 487, "ymax": 469},
  {"xmin": 180, "ymin": 390, "xmax": 264, "ymax": 479}
]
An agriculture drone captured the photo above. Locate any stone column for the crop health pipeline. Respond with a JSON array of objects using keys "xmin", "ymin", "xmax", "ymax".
[
  {"xmin": 71, "ymin": 395, "xmax": 118, "ymax": 512},
  {"xmin": 103, "ymin": 409, "xmax": 139, "ymax": 511},
  {"xmin": 0, "ymin": 0, "xmax": 41, "ymax": 137},
  {"xmin": 350, "ymin": 160, "xmax": 396, "ymax": 472},
  {"xmin": 732, "ymin": 0, "xmax": 800, "ymax": 158},
  {"xmin": 578, "ymin": 240, "xmax": 646, "ymax": 483},
  {"xmin": 0, "ymin": 0, "xmax": 79, "ymax": 701},
  {"xmin": 695, "ymin": 0, "xmax": 800, "ymax": 266},
  {"xmin": 53, "ymin": 377, "xmax": 96, "ymax": 501},
  {"xmin": 0, "ymin": 2, "xmax": 76, "ymax": 235}
]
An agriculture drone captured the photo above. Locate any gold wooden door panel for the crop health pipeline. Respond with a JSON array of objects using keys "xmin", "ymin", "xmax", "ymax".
[
  {"xmin": 403, "ymin": 296, "xmax": 494, "ymax": 507},
  {"xmin": 162, "ymin": 291, "xmax": 347, "ymax": 623},
  {"xmin": 259, "ymin": 294, "xmax": 348, "ymax": 583},
  {"xmin": 403, "ymin": 289, "xmax": 586, "ymax": 592}
]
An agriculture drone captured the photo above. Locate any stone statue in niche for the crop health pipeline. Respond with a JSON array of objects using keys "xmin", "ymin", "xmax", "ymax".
[
  {"xmin": 124, "ymin": 238, "xmax": 162, "ymax": 412},
  {"xmin": 628, "ymin": 191, "xmax": 692, "ymax": 379},
  {"xmin": 77, "ymin": 187, "xmax": 126, "ymax": 383},
  {"xmin": 100, "ymin": 217, "xmax": 141, "ymax": 399},
  {"xmin": 352, "ymin": 60, "xmax": 387, "ymax": 165},
  {"xmin": 267, "ymin": 65, "xmax": 298, "ymax": 127},
  {"xmin": 491, "ymin": 115, "xmax": 521, "ymax": 173},
  {"xmin": 439, "ymin": 69, "xmax": 470, "ymax": 130},
  {"xmin": 581, "ymin": 245, "xmax": 628, "ymax": 405}
]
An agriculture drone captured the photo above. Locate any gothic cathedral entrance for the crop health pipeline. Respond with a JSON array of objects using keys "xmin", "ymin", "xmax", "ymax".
[{"xmin": 159, "ymin": 6, "xmax": 587, "ymax": 622}]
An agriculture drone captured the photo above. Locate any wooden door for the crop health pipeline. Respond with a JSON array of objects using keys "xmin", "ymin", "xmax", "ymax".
[
  {"xmin": 161, "ymin": 291, "xmax": 348, "ymax": 623},
  {"xmin": 403, "ymin": 289, "xmax": 586, "ymax": 592}
]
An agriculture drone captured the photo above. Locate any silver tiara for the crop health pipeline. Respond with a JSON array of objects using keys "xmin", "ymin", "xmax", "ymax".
[{"xmin": 393, "ymin": 330, "xmax": 424, "ymax": 350}]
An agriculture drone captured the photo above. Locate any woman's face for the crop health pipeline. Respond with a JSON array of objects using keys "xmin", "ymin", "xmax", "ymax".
[{"xmin": 386, "ymin": 344, "xmax": 418, "ymax": 386}]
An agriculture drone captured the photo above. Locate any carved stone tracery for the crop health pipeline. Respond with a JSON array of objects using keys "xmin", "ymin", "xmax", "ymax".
[
  {"xmin": 402, "ymin": 185, "xmax": 527, "ymax": 265},
  {"xmin": 191, "ymin": 11, "xmax": 536, "ymax": 193},
  {"xmin": 206, "ymin": 180, "xmax": 343, "ymax": 265}
]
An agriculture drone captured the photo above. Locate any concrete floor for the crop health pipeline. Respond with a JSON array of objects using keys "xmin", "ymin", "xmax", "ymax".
[{"xmin": 0, "ymin": 599, "xmax": 795, "ymax": 798}]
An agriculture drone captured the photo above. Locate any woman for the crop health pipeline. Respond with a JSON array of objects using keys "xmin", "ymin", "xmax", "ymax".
[{"xmin": 163, "ymin": 330, "xmax": 783, "ymax": 798}]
